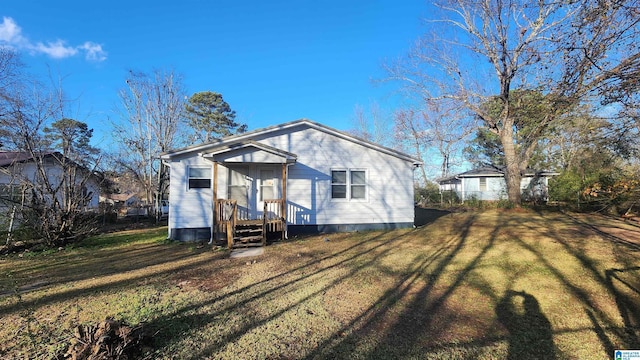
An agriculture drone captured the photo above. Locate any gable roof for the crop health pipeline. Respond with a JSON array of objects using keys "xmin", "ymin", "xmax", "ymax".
[
  {"xmin": 102, "ymin": 192, "xmax": 139, "ymax": 202},
  {"xmin": 0, "ymin": 151, "xmax": 102, "ymax": 182},
  {"xmin": 160, "ymin": 119, "xmax": 422, "ymax": 165},
  {"xmin": 455, "ymin": 166, "xmax": 507, "ymax": 177},
  {"xmin": 438, "ymin": 166, "xmax": 558, "ymax": 183},
  {"xmin": 202, "ymin": 140, "xmax": 297, "ymax": 164},
  {"xmin": 0, "ymin": 151, "xmax": 58, "ymax": 167}
]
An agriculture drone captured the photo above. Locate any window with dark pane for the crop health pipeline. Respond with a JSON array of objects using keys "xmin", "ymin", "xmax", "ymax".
[
  {"xmin": 350, "ymin": 170, "xmax": 366, "ymax": 199},
  {"xmin": 188, "ymin": 167, "xmax": 211, "ymax": 189},
  {"xmin": 331, "ymin": 170, "xmax": 347, "ymax": 199}
]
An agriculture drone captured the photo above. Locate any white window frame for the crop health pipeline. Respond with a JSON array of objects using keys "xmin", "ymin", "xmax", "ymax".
[
  {"xmin": 187, "ymin": 166, "xmax": 212, "ymax": 190},
  {"xmin": 0, "ymin": 183, "xmax": 23, "ymax": 205},
  {"xmin": 331, "ymin": 168, "xmax": 368, "ymax": 202},
  {"xmin": 479, "ymin": 177, "xmax": 487, "ymax": 192}
]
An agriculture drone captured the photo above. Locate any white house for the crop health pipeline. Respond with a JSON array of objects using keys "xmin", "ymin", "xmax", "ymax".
[
  {"xmin": 437, "ymin": 166, "xmax": 557, "ymax": 202},
  {"xmin": 160, "ymin": 119, "xmax": 422, "ymax": 245},
  {"xmin": 0, "ymin": 151, "xmax": 101, "ymax": 226}
]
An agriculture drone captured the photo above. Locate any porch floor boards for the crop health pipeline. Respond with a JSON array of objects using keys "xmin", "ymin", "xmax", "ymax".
[{"xmin": 237, "ymin": 219, "xmax": 263, "ymax": 226}]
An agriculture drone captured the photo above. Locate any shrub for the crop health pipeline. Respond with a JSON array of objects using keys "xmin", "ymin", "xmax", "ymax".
[{"xmin": 415, "ymin": 182, "xmax": 442, "ymax": 206}]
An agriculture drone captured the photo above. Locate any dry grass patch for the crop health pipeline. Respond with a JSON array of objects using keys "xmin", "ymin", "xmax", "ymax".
[{"xmin": 1, "ymin": 210, "xmax": 639, "ymax": 359}]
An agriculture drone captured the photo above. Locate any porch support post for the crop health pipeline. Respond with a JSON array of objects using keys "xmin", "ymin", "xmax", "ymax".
[
  {"xmin": 281, "ymin": 163, "xmax": 287, "ymax": 240},
  {"xmin": 212, "ymin": 161, "xmax": 218, "ymax": 241}
]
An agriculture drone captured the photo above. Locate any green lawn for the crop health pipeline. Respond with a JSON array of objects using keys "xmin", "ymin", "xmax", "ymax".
[{"xmin": 1, "ymin": 209, "xmax": 639, "ymax": 359}]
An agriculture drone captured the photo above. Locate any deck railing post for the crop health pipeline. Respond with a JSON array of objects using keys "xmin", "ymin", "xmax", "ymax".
[
  {"xmin": 262, "ymin": 201, "xmax": 267, "ymax": 246},
  {"xmin": 212, "ymin": 162, "xmax": 218, "ymax": 241},
  {"xmin": 281, "ymin": 164, "xmax": 287, "ymax": 240}
]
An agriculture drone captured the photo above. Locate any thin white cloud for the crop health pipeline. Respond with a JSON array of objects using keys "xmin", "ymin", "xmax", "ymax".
[
  {"xmin": 0, "ymin": 16, "xmax": 107, "ymax": 62},
  {"xmin": 80, "ymin": 41, "xmax": 107, "ymax": 62},
  {"xmin": 32, "ymin": 40, "xmax": 78, "ymax": 58}
]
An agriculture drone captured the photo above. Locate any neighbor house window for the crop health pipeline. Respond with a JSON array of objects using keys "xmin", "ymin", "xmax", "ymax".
[
  {"xmin": 0, "ymin": 184, "xmax": 22, "ymax": 205},
  {"xmin": 188, "ymin": 167, "xmax": 211, "ymax": 189},
  {"xmin": 479, "ymin": 177, "xmax": 487, "ymax": 192},
  {"xmin": 331, "ymin": 169, "xmax": 367, "ymax": 200}
]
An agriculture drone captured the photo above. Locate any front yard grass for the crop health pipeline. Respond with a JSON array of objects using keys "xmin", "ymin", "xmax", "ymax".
[{"xmin": 1, "ymin": 209, "xmax": 639, "ymax": 359}]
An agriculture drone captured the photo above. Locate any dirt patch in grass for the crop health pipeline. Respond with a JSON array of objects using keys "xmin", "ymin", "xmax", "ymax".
[{"xmin": 1, "ymin": 211, "xmax": 639, "ymax": 359}]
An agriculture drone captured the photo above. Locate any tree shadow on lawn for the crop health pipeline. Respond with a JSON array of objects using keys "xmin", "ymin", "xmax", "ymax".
[
  {"xmin": 0, "ymin": 225, "xmax": 221, "ymax": 297},
  {"xmin": 141, "ymin": 211, "xmax": 557, "ymax": 359},
  {"xmin": 144, "ymin": 229, "xmax": 423, "ymax": 359},
  {"xmin": 307, "ymin": 210, "xmax": 640, "ymax": 359},
  {"xmin": 307, "ymin": 212, "xmax": 502, "ymax": 359},
  {"xmin": 606, "ymin": 266, "xmax": 640, "ymax": 347},
  {"xmin": 562, "ymin": 212, "xmax": 640, "ymax": 252},
  {"xmin": 129, "ymin": 210, "xmax": 637, "ymax": 359},
  {"xmin": 0, "ymin": 246, "xmax": 226, "ymax": 315},
  {"xmin": 11, "ymin": 210, "xmax": 635, "ymax": 359},
  {"xmin": 507, "ymin": 211, "xmax": 640, "ymax": 352}
]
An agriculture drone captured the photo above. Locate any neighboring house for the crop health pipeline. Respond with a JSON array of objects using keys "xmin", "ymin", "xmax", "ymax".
[
  {"xmin": 0, "ymin": 151, "xmax": 100, "ymax": 214},
  {"xmin": 160, "ymin": 119, "xmax": 422, "ymax": 245},
  {"xmin": 99, "ymin": 192, "xmax": 145, "ymax": 217},
  {"xmin": 99, "ymin": 192, "xmax": 140, "ymax": 207},
  {"xmin": 437, "ymin": 166, "xmax": 557, "ymax": 202}
]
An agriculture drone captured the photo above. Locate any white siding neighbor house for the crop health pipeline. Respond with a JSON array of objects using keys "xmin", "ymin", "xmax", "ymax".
[
  {"xmin": 437, "ymin": 166, "xmax": 557, "ymax": 202},
  {"xmin": 160, "ymin": 119, "xmax": 422, "ymax": 245},
  {"xmin": 0, "ymin": 151, "xmax": 101, "ymax": 223}
]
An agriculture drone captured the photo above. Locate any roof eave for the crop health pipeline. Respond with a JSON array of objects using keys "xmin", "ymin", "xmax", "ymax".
[{"xmin": 160, "ymin": 119, "xmax": 421, "ymax": 164}]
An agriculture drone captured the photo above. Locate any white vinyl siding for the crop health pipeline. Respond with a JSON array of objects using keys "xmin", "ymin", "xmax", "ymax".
[
  {"xmin": 168, "ymin": 157, "xmax": 214, "ymax": 233},
  {"xmin": 264, "ymin": 128, "xmax": 413, "ymax": 226},
  {"xmin": 166, "ymin": 123, "xmax": 417, "ymax": 234}
]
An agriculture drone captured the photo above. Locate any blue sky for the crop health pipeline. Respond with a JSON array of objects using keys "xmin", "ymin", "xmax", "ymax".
[{"xmin": 1, "ymin": 0, "xmax": 431, "ymax": 148}]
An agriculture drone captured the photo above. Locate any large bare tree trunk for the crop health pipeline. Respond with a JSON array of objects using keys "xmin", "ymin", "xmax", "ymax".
[{"xmin": 501, "ymin": 126, "xmax": 522, "ymax": 204}]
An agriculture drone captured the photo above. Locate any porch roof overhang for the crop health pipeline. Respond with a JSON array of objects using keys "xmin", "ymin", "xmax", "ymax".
[{"xmin": 200, "ymin": 140, "xmax": 297, "ymax": 164}]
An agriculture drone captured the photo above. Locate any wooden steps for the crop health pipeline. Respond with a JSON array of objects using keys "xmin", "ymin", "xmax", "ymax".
[{"xmin": 233, "ymin": 222, "xmax": 264, "ymax": 248}]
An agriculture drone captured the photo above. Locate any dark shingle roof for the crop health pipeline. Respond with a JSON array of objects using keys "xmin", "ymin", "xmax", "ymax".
[{"xmin": 0, "ymin": 151, "xmax": 39, "ymax": 167}]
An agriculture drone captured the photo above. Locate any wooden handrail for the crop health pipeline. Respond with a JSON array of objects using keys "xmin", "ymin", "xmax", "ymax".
[
  {"xmin": 215, "ymin": 198, "xmax": 285, "ymax": 246},
  {"xmin": 263, "ymin": 199, "xmax": 285, "ymax": 241},
  {"xmin": 215, "ymin": 199, "xmax": 237, "ymax": 248},
  {"xmin": 263, "ymin": 199, "xmax": 284, "ymax": 220}
]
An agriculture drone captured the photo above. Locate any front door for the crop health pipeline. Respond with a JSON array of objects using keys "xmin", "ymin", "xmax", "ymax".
[
  {"xmin": 256, "ymin": 168, "xmax": 276, "ymax": 219},
  {"xmin": 228, "ymin": 166, "xmax": 250, "ymax": 219}
]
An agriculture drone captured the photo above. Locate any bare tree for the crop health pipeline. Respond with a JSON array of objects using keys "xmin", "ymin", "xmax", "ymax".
[
  {"xmin": 392, "ymin": 99, "xmax": 474, "ymax": 185},
  {"xmin": 386, "ymin": 0, "xmax": 640, "ymax": 205},
  {"xmin": 0, "ymin": 52, "xmax": 103, "ymax": 247},
  {"xmin": 393, "ymin": 108, "xmax": 430, "ymax": 185},
  {"xmin": 350, "ymin": 102, "xmax": 391, "ymax": 147},
  {"xmin": 422, "ymin": 100, "xmax": 475, "ymax": 179},
  {"xmin": 0, "ymin": 49, "xmax": 26, "ymax": 148},
  {"xmin": 113, "ymin": 69, "xmax": 186, "ymax": 219}
]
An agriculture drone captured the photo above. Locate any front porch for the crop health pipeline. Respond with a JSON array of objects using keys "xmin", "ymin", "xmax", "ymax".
[
  {"xmin": 214, "ymin": 198, "xmax": 286, "ymax": 248},
  {"xmin": 205, "ymin": 141, "xmax": 296, "ymax": 248}
]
